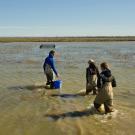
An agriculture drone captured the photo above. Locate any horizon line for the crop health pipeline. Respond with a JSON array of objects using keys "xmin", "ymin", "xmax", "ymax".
[{"xmin": 0, "ymin": 36, "xmax": 135, "ymax": 38}]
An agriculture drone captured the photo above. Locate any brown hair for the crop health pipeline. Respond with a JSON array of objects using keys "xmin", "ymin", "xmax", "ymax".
[
  {"xmin": 49, "ymin": 50, "xmax": 55, "ymax": 55},
  {"xmin": 100, "ymin": 62, "xmax": 109, "ymax": 70}
]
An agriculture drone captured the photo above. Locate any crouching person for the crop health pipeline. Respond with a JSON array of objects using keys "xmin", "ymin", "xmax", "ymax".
[
  {"xmin": 94, "ymin": 62, "xmax": 116, "ymax": 114},
  {"xmin": 43, "ymin": 50, "xmax": 59, "ymax": 88},
  {"xmin": 86, "ymin": 59, "xmax": 99, "ymax": 95}
]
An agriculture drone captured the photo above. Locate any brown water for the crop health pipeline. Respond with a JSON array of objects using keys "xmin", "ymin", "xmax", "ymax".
[{"xmin": 0, "ymin": 42, "xmax": 135, "ymax": 135}]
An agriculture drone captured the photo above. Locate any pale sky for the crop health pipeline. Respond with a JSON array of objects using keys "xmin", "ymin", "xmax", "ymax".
[{"xmin": 0, "ymin": 0, "xmax": 135, "ymax": 37}]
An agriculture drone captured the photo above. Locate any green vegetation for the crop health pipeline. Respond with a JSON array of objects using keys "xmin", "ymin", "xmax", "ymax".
[{"xmin": 0, "ymin": 36, "xmax": 135, "ymax": 42}]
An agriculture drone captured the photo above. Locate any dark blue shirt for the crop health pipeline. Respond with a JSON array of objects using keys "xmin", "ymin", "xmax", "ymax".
[{"xmin": 43, "ymin": 53, "xmax": 58, "ymax": 75}]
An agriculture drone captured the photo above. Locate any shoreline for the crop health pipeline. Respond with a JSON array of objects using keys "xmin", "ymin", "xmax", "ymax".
[{"xmin": 0, "ymin": 36, "xmax": 135, "ymax": 42}]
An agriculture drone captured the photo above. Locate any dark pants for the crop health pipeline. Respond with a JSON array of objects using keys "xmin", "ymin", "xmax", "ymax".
[{"xmin": 45, "ymin": 72, "xmax": 54, "ymax": 88}]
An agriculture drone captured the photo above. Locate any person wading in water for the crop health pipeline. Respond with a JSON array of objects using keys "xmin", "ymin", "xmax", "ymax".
[
  {"xmin": 43, "ymin": 50, "xmax": 59, "ymax": 88},
  {"xmin": 86, "ymin": 59, "xmax": 99, "ymax": 95},
  {"xmin": 94, "ymin": 62, "xmax": 116, "ymax": 114}
]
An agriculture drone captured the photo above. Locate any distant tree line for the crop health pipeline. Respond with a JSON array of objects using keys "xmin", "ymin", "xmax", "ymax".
[{"xmin": 0, "ymin": 36, "xmax": 135, "ymax": 42}]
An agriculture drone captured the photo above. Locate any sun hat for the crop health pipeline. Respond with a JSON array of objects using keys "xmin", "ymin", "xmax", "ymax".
[{"xmin": 88, "ymin": 59, "xmax": 95, "ymax": 64}]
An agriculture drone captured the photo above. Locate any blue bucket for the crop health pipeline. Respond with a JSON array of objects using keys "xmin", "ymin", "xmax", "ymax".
[{"xmin": 53, "ymin": 80, "xmax": 62, "ymax": 89}]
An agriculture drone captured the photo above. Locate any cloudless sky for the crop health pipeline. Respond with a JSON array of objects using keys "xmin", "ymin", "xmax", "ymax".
[{"xmin": 0, "ymin": 0, "xmax": 135, "ymax": 36}]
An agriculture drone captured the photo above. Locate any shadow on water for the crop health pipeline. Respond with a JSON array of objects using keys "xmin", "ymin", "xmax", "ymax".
[
  {"xmin": 51, "ymin": 93, "xmax": 85, "ymax": 98},
  {"xmin": 44, "ymin": 109, "xmax": 93, "ymax": 121},
  {"xmin": 8, "ymin": 85, "xmax": 45, "ymax": 91},
  {"xmin": 8, "ymin": 85, "xmax": 86, "ymax": 99}
]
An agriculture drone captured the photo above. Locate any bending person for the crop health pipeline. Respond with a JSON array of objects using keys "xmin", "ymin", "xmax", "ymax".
[{"xmin": 43, "ymin": 50, "xmax": 59, "ymax": 88}]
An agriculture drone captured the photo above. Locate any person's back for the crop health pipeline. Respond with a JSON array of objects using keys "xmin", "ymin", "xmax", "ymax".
[
  {"xmin": 94, "ymin": 62, "xmax": 117, "ymax": 114},
  {"xmin": 97, "ymin": 68, "xmax": 116, "ymax": 88}
]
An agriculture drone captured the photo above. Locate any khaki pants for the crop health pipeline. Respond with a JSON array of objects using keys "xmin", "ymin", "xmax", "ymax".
[{"xmin": 94, "ymin": 82, "xmax": 113, "ymax": 113}]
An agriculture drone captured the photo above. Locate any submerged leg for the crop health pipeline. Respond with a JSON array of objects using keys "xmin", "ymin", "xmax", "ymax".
[
  {"xmin": 86, "ymin": 83, "xmax": 92, "ymax": 95},
  {"xmin": 45, "ymin": 72, "xmax": 54, "ymax": 88},
  {"xmin": 104, "ymin": 99, "xmax": 114, "ymax": 114},
  {"xmin": 94, "ymin": 102, "xmax": 101, "ymax": 112},
  {"xmin": 93, "ymin": 87, "xmax": 98, "ymax": 95}
]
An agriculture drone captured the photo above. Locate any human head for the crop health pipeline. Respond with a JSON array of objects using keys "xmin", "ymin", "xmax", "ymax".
[
  {"xmin": 100, "ymin": 62, "xmax": 109, "ymax": 71},
  {"xmin": 49, "ymin": 50, "xmax": 55, "ymax": 56},
  {"xmin": 88, "ymin": 59, "xmax": 95, "ymax": 64}
]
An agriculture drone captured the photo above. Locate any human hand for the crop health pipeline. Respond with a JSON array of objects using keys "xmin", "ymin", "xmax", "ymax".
[{"xmin": 56, "ymin": 73, "xmax": 60, "ymax": 78}]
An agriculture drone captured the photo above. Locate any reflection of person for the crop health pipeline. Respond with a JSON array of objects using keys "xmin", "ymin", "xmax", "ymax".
[
  {"xmin": 86, "ymin": 59, "xmax": 99, "ymax": 95},
  {"xmin": 43, "ymin": 50, "xmax": 59, "ymax": 88},
  {"xmin": 94, "ymin": 62, "xmax": 116, "ymax": 114}
]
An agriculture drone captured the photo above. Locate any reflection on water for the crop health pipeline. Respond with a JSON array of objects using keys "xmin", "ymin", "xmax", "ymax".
[{"xmin": 0, "ymin": 42, "xmax": 135, "ymax": 135}]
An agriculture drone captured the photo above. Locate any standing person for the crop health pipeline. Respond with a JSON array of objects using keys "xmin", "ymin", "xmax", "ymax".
[
  {"xmin": 94, "ymin": 62, "xmax": 116, "ymax": 114},
  {"xmin": 86, "ymin": 59, "xmax": 99, "ymax": 95},
  {"xmin": 43, "ymin": 50, "xmax": 59, "ymax": 88}
]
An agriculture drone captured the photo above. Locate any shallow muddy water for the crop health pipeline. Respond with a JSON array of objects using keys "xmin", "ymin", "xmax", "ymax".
[{"xmin": 0, "ymin": 42, "xmax": 135, "ymax": 135}]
